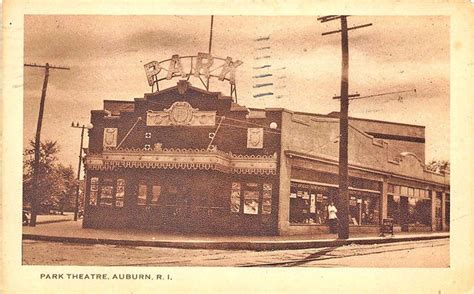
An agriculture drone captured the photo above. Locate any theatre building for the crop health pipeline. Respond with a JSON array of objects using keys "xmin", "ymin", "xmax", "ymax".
[{"xmin": 83, "ymin": 80, "xmax": 450, "ymax": 236}]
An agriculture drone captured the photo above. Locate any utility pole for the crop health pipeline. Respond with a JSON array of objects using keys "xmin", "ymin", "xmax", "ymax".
[
  {"xmin": 317, "ymin": 16, "xmax": 372, "ymax": 239},
  {"xmin": 24, "ymin": 63, "xmax": 70, "ymax": 226},
  {"xmin": 71, "ymin": 122, "xmax": 92, "ymax": 221},
  {"xmin": 206, "ymin": 15, "xmax": 214, "ymax": 91}
]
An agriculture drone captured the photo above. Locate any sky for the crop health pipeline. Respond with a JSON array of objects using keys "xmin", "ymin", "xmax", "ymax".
[{"xmin": 23, "ymin": 15, "xmax": 450, "ymax": 169}]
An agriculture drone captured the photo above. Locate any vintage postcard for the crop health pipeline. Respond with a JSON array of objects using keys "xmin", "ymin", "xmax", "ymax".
[{"xmin": 2, "ymin": 0, "xmax": 473, "ymax": 293}]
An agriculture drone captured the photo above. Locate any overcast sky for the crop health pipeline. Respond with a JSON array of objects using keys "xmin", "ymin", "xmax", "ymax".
[{"xmin": 23, "ymin": 15, "xmax": 449, "ymax": 168}]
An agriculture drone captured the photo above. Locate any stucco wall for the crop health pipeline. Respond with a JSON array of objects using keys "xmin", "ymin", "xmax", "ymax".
[{"xmin": 282, "ymin": 111, "xmax": 448, "ymax": 186}]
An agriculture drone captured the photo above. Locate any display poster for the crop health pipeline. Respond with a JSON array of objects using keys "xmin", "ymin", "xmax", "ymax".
[
  {"xmin": 115, "ymin": 179, "xmax": 125, "ymax": 207},
  {"xmin": 100, "ymin": 179, "xmax": 114, "ymax": 207},
  {"xmin": 231, "ymin": 191, "xmax": 241, "ymax": 213},
  {"xmin": 243, "ymin": 191, "xmax": 259, "ymax": 214},
  {"xmin": 231, "ymin": 182, "xmax": 241, "ymax": 213},
  {"xmin": 303, "ymin": 191, "xmax": 310, "ymax": 200},
  {"xmin": 90, "ymin": 177, "xmax": 99, "ymax": 191},
  {"xmin": 137, "ymin": 183, "xmax": 147, "ymax": 205},
  {"xmin": 262, "ymin": 184, "xmax": 272, "ymax": 214},
  {"xmin": 262, "ymin": 199, "xmax": 271, "ymax": 214},
  {"xmin": 310, "ymin": 194, "xmax": 316, "ymax": 213},
  {"xmin": 151, "ymin": 185, "xmax": 161, "ymax": 205},
  {"xmin": 316, "ymin": 193, "xmax": 323, "ymax": 202},
  {"xmin": 89, "ymin": 191, "xmax": 97, "ymax": 206}
]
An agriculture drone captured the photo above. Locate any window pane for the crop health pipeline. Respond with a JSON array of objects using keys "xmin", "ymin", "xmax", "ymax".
[
  {"xmin": 388, "ymin": 184, "xmax": 394, "ymax": 193},
  {"xmin": 349, "ymin": 194, "xmax": 361, "ymax": 225},
  {"xmin": 387, "ymin": 195, "xmax": 400, "ymax": 225},
  {"xmin": 115, "ymin": 179, "xmax": 125, "ymax": 207},
  {"xmin": 415, "ymin": 199, "xmax": 432, "ymax": 225},
  {"xmin": 394, "ymin": 185, "xmax": 401, "ymax": 194},
  {"xmin": 408, "ymin": 197, "xmax": 417, "ymax": 224},
  {"xmin": 289, "ymin": 183, "xmax": 312, "ymax": 223},
  {"xmin": 315, "ymin": 192, "xmax": 329, "ymax": 224},
  {"xmin": 401, "ymin": 186, "xmax": 408, "ymax": 195},
  {"xmin": 361, "ymin": 195, "xmax": 380, "ymax": 225}
]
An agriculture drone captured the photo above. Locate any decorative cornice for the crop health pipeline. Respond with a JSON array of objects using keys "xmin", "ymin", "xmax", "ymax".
[{"xmin": 85, "ymin": 148, "xmax": 277, "ymax": 175}]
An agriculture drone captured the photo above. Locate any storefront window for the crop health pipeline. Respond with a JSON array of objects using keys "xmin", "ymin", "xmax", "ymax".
[
  {"xmin": 89, "ymin": 177, "xmax": 99, "ymax": 206},
  {"xmin": 99, "ymin": 178, "xmax": 114, "ymax": 207},
  {"xmin": 435, "ymin": 192, "xmax": 442, "ymax": 218},
  {"xmin": 388, "ymin": 195, "xmax": 400, "ymax": 225},
  {"xmin": 314, "ymin": 193, "xmax": 329, "ymax": 224},
  {"xmin": 115, "ymin": 179, "xmax": 125, "ymax": 207},
  {"xmin": 389, "ymin": 185, "xmax": 432, "ymax": 226},
  {"xmin": 349, "ymin": 192, "xmax": 380, "ymax": 225},
  {"xmin": 289, "ymin": 182, "xmax": 335, "ymax": 225},
  {"xmin": 414, "ymin": 198, "xmax": 432, "ymax": 225},
  {"xmin": 137, "ymin": 180, "xmax": 147, "ymax": 205},
  {"xmin": 361, "ymin": 195, "xmax": 379, "ymax": 225},
  {"xmin": 407, "ymin": 197, "xmax": 417, "ymax": 224}
]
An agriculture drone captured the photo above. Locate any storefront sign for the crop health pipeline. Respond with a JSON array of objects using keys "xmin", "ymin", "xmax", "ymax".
[
  {"xmin": 144, "ymin": 53, "xmax": 243, "ymax": 87},
  {"xmin": 147, "ymin": 101, "xmax": 216, "ymax": 127}
]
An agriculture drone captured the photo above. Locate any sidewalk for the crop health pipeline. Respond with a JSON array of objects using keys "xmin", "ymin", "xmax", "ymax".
[
  {"xmin": 23, "ymin": 220, "xmax": 450, "ymax": 251},
  {"xmin": 35, "ymin": 213, "xmax": 75, "ymax": 224}
]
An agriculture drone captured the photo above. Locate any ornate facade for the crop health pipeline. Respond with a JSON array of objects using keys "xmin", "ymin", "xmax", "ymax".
[{"xmin": 83, "ymin": 81, "xmax": 450, "ymax": 236}]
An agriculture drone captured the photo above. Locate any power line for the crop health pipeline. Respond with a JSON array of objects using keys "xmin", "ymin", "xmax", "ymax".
[{"xmin": 333, "ymin": 89, "xmax": 416, "ymax": 101}]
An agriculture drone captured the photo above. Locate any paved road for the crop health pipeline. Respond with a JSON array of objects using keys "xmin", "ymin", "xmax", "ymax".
[{"xmin": 22, "ymin": 238, "xmax": 449, "ymax": 267}]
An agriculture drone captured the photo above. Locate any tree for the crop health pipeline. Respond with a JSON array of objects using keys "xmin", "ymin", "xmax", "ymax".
[
  {"xmin": 426, "ymin": 159, "xmax": 450, "ymax": 174},
  {"xmin": 23, "ymin": 140, "xmax": 77, "ymax": 214},
  {"xmin": 56, "ymin": 164, "xmax": 78, "ymax": 214}
]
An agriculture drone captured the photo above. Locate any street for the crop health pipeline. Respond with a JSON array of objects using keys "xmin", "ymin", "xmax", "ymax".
[{"xmin": 22, "ymin": 238, "xmax": 449, "ymax": 267}]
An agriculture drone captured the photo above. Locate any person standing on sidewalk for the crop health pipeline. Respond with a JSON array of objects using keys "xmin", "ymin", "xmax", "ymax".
[{"xmin": 327, "ymin": 201, "xmax": 338, "ymax": 234}]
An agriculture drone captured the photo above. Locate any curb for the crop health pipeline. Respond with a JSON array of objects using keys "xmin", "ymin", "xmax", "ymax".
[{"xmin": 22, "ymin": 234, "xmax": 449, "ymax": 251}]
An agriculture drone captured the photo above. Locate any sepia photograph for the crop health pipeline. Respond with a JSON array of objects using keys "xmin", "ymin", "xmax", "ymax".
[
  {"xmin": 2, "ymin": 1, "xmax": 473, "ymax": 293},
  {"xmin": 21, "ymin": 14, "xmax": 451, "ymax": 267}
]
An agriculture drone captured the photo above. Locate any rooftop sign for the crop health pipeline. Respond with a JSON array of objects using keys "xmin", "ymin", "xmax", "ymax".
[{"xmin": 144, "ymin": 53, "xmax": 242, "ymax": 99}]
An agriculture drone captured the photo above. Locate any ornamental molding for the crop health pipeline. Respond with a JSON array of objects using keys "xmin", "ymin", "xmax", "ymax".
[
  {"xmin": 85, "ymin": 148, "xmax": 277, "ymax": 175},
  {"xmin": 146, "ymin": 101, "xmax": 216, "ymax": 127}
]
